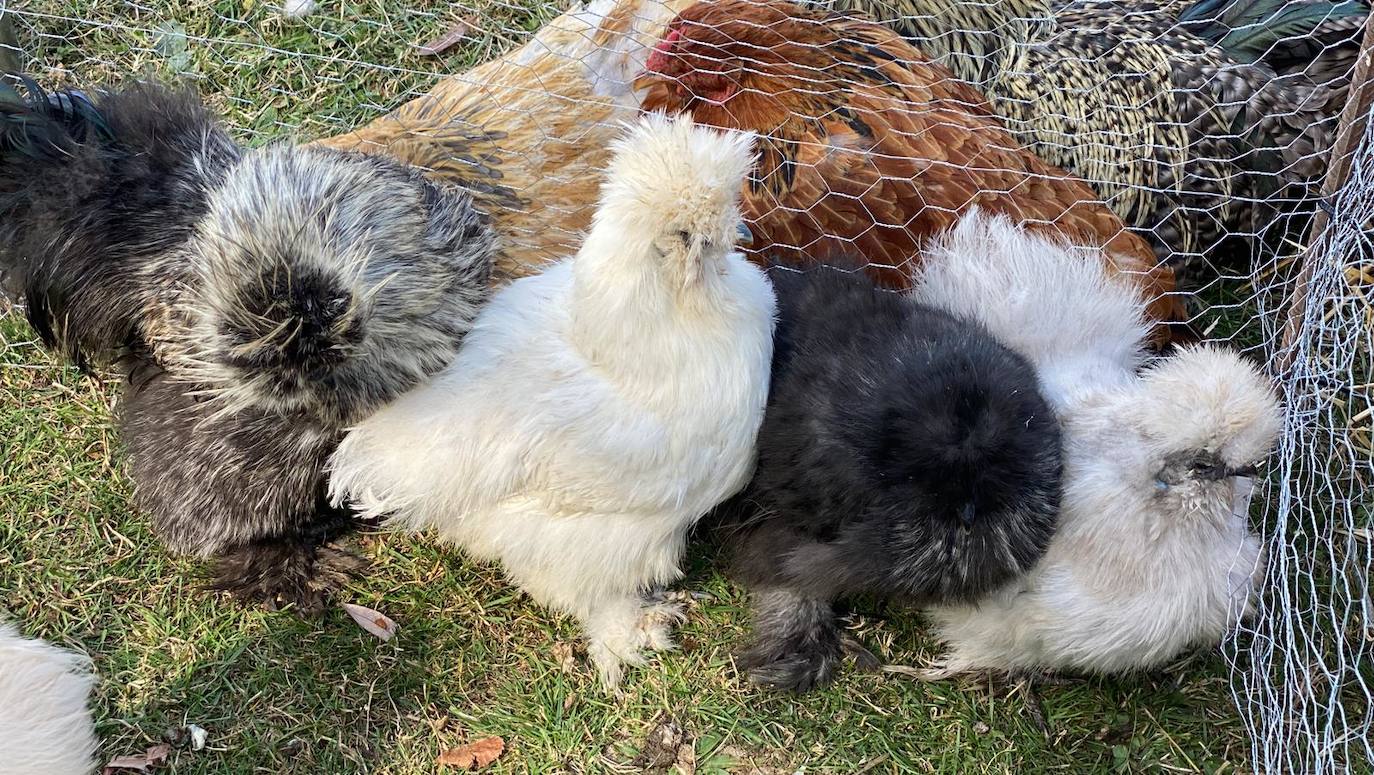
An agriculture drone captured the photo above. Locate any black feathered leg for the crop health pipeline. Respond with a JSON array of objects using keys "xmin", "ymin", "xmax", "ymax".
[
  {"xmin": 736, "ymin": 587, "xmax": 845, "ymax": 692},
  {"xmin": 840, "ymin": 633, "xmax": 881, "ymax": 671},
  {"xmin": 121, "ymin": 369, "xmax": 367, "ymax": 614},
  {"xmin": 205, "ymin": 503, "xmax": 370, "ymax": 615}
]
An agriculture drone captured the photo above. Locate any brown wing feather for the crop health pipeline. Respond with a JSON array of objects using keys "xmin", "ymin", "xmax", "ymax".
[{"xmin": 640, "ymin": 1, "xmax": 1188, "ymax": 338}]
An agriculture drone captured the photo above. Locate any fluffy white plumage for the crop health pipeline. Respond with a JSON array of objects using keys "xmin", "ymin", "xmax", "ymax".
[
  {"xmin": 912, "ymin": 212, "xmax": 1282, "ymax": 676},
  {"xmin": 282, "ymin": 0, "xmax": 317, "ymax": 18},
  {"xmin": 917, "ymin": 210, "xmax": 1155, "ymax": 405},
  {"xmin": 0, "ymin": 622, "xmax": 98, "ymax": 775},
  {"xmin": 329, "ymin": 112, "xmax": 776, "ymax": 688}
]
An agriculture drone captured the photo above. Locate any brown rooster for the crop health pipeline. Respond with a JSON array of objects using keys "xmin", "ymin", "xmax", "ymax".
[
  {"xmin": 635, "ymin": 0, "xmax": 1187, "ymax": 331},
  {"xmin": 314, "ymin": 0, "xmax": 693, "ymax": 282}
]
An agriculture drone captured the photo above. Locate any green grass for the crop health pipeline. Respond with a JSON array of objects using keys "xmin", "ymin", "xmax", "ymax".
[{"xmin": 0, "ymin": 1, "xmax": 1262, "ymax": 771}]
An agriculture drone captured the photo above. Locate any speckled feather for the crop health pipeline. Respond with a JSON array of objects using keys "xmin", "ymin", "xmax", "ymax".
[{"xmin": 822, "ymin": 0, "xmax": 1365, "ymax": 263}]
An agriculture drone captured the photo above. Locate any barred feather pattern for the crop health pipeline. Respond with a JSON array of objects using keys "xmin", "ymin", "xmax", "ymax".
[{"xmin": 819, "ymin": 0, "xmax": 1362, "ymax": 264}]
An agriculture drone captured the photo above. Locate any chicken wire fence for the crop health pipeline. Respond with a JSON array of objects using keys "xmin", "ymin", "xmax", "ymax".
[{"xmin": 1, "ymin": 0, "xmax": 1371, "ymax": 769}]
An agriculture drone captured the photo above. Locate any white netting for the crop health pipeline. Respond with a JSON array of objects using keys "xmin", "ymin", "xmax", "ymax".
[
  {"xmin": 1230, "ymin": 106, "xmax": 1374, "ymax": 772},
  {"xmin": 1, "ymin": 0, "xmax": 1370, "ymax": 768}
]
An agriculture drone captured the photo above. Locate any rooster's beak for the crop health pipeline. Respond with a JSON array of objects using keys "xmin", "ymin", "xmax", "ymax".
[{"xmin": 735, "ymin": 222, "xmax": 753, "ymax": 247}]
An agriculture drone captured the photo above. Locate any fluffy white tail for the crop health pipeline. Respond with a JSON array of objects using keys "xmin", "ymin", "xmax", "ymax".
[{"xmin": 913, "ymin": 211, "xmax": 1152, "ymax": 398}]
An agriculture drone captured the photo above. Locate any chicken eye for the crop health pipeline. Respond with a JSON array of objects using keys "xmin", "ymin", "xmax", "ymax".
[{"xmin": 678, "ymin": 230, "xmax": 692, "ymax": 246}]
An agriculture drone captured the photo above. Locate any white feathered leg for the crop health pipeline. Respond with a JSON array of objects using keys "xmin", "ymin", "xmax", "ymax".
[
  {"xmin": 475, "ymin": 507, "xmax": 695, "ymax": 691},
  {"xmin": 583, "ymin": 592, "xmax": 689, "ymax": 690}
]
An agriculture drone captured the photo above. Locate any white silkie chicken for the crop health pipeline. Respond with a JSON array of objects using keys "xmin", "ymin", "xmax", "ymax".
[
  {"xmin": 329, "ymin": 112, "xmax": 776, "ymax": 689},
  {"xmin": 911, "ymin": 212, "xmax": 1282, "ymax": 676},
  {"xmin": 0, "ymin": 621, "xmax": 99, "ymax": 775}
]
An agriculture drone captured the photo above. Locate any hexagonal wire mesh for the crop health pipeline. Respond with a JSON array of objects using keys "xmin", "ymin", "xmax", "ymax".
[{"xmin": 1, "ymin": 0, "xmax": 1369, "ymax": 768}]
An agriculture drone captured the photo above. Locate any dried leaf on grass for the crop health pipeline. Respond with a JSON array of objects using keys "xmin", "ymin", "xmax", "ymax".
[
  {"xmin": 103, "ymin": 743, "xmax": 171, "ymax": 773},
  {"xmin": 551, "ymin": 641, "xmax": 578, "ymax": 674},
  {"xmin": 342, "ymin": 602, "xmax": 397, "ymax": 641},
  {"xmin": 438, "ymin": 736, "xmax": 505, "ymax": 769},
  {"xmin": 417, "ymin": 19, "xmax": 475, "ymax": 56},
  {"xmin": 633, "ymin": 718, "xmax": 691, "ymax": 775}
]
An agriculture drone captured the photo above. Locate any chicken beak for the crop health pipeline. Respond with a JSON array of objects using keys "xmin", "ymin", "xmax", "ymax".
[
  {"xmin": 735, "ymin": 222, "xmax": 754, "ymax": 247},
  {"xmin": 681, "ymin": 241, "xmax": 704, "ymax": 291},
  {"xmin": 959, "ymin": 502, "xmax": 976, "ymax": 527}
]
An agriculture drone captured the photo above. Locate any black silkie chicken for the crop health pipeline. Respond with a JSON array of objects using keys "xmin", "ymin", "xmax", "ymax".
[
  {"xmin": 0, "ymin": 78, "xmax": 495, "ymax": 611},
  {"xmin": 725, "ymin": 265, "xmax": 1062, "ymax": 691}
]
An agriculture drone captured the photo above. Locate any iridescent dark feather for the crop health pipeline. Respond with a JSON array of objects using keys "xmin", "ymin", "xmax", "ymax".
[
  {"xmin": 0, "ymin": 77, "xmax": 110, "ymax": 162},
  {"xmin": 1181, "ymin": 0, "xmax": 1367, "ymax": 62}
]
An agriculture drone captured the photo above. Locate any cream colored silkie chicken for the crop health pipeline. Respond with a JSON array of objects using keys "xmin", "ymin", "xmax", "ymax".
[{"xmin": 328, "ymin": 113, "xmax": 777, "ymax": 690}]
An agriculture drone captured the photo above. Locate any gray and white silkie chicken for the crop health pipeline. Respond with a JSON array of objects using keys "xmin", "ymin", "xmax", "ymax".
[
  {"xmin": 0, "ymin": 77, "xmax": 496, "ymax": 612},
  {"xmin": 913, "ymin": 212, "xmax": 1281, "ymax": 676},
  {"xmin": 329, "ymin": 113, "xmax": 777, "ymax": 690},
  {"xmin": 722, "ymin": 263, "xmax": 1063, "ymax": 692}
]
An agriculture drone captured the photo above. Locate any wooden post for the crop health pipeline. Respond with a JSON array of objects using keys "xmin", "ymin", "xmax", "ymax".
[{"xmin": 1278, "ymin": 12, "xmax": 1374, "ymax": 373}]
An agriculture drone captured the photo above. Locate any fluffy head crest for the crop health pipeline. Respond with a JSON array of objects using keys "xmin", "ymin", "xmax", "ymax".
[
  {"xmin": 1131, "ymin": 345, "xmax": 1282, "ymax": 472},
  {"xmin": 871, "ymin": 311, "xmax": 1063, "ymax": 599},
  {"xmin": 181, "ymin": 144, "xmax": 495, "ymax": 427},
  {"xmin": 596, "ymin": 111, "xmax": 756, "ymax": 241}
]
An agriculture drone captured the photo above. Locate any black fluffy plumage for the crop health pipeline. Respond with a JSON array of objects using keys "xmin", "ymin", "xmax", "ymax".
[
  {"xmin": 1, "ymin": 78, "xmax": 496, "ymax": 612},
  {"xmin": 726, "ymin": 265, "xmax": 1063, "ymax": 691},
  {"xmin": 1, "ymin": 79, "xmax": 236, "ymax": 367}
]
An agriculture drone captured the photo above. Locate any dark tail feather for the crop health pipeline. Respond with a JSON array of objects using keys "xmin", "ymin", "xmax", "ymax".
[
  {"xmin": 3, "ymin": 79, "xmax": 234, "ymax": 366},
  {"xmin": 1180, "ymin": 0, "xmax": 1369, "ymax": 64},
  {"xmin": 0, "ymin": 76, "xmax": 109, "ymax": 160},
  {"xmin": 1, "ymin": 76, "xmax": 124, "ymax": 366}
]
